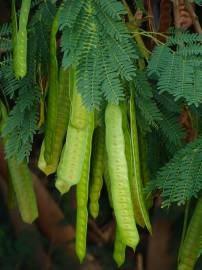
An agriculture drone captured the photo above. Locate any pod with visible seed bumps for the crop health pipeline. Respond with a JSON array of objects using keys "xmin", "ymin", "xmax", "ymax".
[
  {"xmin": 12, "ymin": 0, "xmax": 31, "ymax": 78},
  {"xmin": 129, "ymin": 96, "xmax": 151, "ymax": 233},
  {"xmin": 55, "ymin": 83, "xmax": 92, "ymax": 193},
  {"xmin": 105, "ymin": 103, "xmax": 139, "ymax": 249}
]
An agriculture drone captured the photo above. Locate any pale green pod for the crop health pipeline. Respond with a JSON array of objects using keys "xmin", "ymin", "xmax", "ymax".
[
  {"xmin": 76, "ymin": 112, "xmax": 94, "ymax": 262},
  {"xmin": 178, "ymin": 197, "xmax": 202, "ymax": 270},
  {"xmin": 113, "ymin": 226, "xmax": 126, "ymax": 267},
  {"xmin": 38, "ymin": 140, "xmax": 56, "ymax": 175},
  {"xmin": 89, "ymin": 127, "xmax": 105, "ymax": 218},
  {"xmin": 70, "ymin": 88, "xmax": 89, "ymax": 130},
  {"xmin": 55, "ymin": 126, "xmax": 89, "ymax": 194},
  {"xmin": 7, "ymin": 158, "xmax": 38, "ymax": 223},
  {"xmin": 105, "ymin": 103, "xmax": 139, "ymax": 249},
  {"xmin": 12, "ymin": 0, "xmax": 31, "ymax": 78},
  {"xmin": 121, "ymin": 104, "xmax": 145, "ymax": 228},
  {"xmin": 55, "ymin": 85, "xmax": 92, "ymax": 193},
  {"xmin": 129, "ymin": 96, "xmax": 152, "ymax": 233}
]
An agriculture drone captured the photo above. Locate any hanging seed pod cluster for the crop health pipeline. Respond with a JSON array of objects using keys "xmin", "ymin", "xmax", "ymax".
[
  {"xmin": 38, "ymin": 72, "xmax": 152, "ymax": 264},
  {"xmin": 35, "ymin": 12, "xmax": 152, "ymax": 261},
  {"xmin": 2, "ymin": 0, "xmax": 202, "ymax": 269},
  {"xmin": 34, "ymin": 1, "xmax": 152, "ymax": 265}
]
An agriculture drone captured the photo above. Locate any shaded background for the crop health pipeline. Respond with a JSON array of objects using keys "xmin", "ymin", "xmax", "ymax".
[{"xmin": 1, "ymin": 1, "xmax": 202, "ymax": 269}]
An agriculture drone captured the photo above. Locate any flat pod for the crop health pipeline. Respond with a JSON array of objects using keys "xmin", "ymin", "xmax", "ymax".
[
  {"xmin": 55, "ymin": 126, "xmax": 89, "ymax": 193},
  {"xmin": 40, "ymin": 68, "xmax": 71, "ymax": 174},
  {"xmin": 121, "ymin": 105, "xmax": 145, "ymax": 227},
  {"xmin": 113, "ymin": 226, "xmax": 126, "ymax": 267},
  {"xmin": 178, "ymin": 196, "xmax": 202, "ymax": 270},
  {"xmin": 55, "ymin": 87, "xmax": 92, "ymax": 193},
  {"xmin": 105, "ymin": 103, "xmax": 139, "ymax": 249},
  {"xmin": 70, "ymin": 89, "xmax": 89, "ymax": 130},
  {"xmin": 38, "ymin": 141, "xmax": 56, "ymax": 175},
  {"xmin": 12, "ymin": 0, "xmax": 31, "ymax": 78},
  {"xmin": 89, "ymin": 126, "xmax": 105, "ymax": 218},
  {"xmin": 129, "ymin": 96, "xmax": 152, "ymax": 233},
  {"xmin": 43, "ymin": 8, "xmax": 71, "ymax": 169},
  {"xmin": 7, "ymin": 158, "xmax": 38, "ymax": 223},
  {"xmin": 76, "ymin": 112, "xmax": 94, "ymax": 262}
]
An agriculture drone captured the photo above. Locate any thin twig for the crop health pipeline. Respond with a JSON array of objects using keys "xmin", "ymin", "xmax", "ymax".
[
  {"xmin": 173, "ymin": 0, "xmax": 181, "ymax": 28},
  {"xmin": 184, "ymin": 0, "xmax": 202, "ymax": 34},
  {"xmin": 122, "ymin": 0, "xmax": 149, "ymax": 60}
]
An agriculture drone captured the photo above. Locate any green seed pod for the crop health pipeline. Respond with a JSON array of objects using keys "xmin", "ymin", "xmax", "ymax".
[
  {"xmin": 12, "ymin": 0, "xmax": 31, "ymax": 78},
  {"xmin": 55, "ymin": 126, "xmax": 89, "ymax": 194},
  {"xmin": 129, "ymin": 96, "xmax": 152, "ymax": 233},
  {"xmin": 76, "ymin": 112, "xmax": 94, "ymax": 262},
  {"xmin": 178, "ymin": 197, "xmax": 202, "ymax": 270},
  {"xmin": 7, "ymin": 158, "xmax": 38, "ymax": 223},
  {"xmin": 103, "ymin": 154, "xmax": 113, "ymax": 207},
  {"xmin": 55, "ymin": 80, "xmax": 93, "ymax": 193},
  {"xmin": 113, "ymin": 226, "xmax": 126, "ymax": 267},
  {"xmin": 40, "ymin": 68, "xmax": 72, "ymax": 175},
  {"xmin": 89, "ymin": 126, "xmax": 105, "ymax": 218},
  {"xmin": 105, "ymin": 103, "xmax": 139, "ymax": 249}
]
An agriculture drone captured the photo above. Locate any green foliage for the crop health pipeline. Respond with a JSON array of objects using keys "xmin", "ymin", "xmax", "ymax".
[
  {"xmin": 0, "ymin": 60, "xmax": 19, "ymax": 98},
  {"xmin": 0, "ymin": 0, "xmax": 201, "ymax": 209},
  {"xmin": 0, "ymin": 1, "xmax": 55, "ymax": 162},
  {"xmin": 195, "ymin": 0, "xmax": 202, "ymax": 4},
  {"xmin": 60, "ymin": 0, "xmax": 139, "ymax": 109},
  {"xmin": 154, "ymin": 93, "xmax": 185, "ymax": 154},
  {"xmin": 147, "ymin": 136, "xmax": 202, "ymax": 208},
  {"xmin": 147, "ymin": 32, "xmax": 202, "ymax": 106},
  {"xmin": 2, "ymin": 81, "xmax": 39, "ymax": 162},
  {"xmin": 134, "ymin": 0, "xmax": 145, "ymax": 12},
  {"xmin": 0, "ymin": 23, "xmax": 12, "ymax": 51},
  {"xmin": 129, "ymin": 70, "xmax": 162, "ymax": 132}
]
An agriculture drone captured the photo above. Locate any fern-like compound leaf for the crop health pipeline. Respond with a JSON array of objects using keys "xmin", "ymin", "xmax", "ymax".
[
  {"xmin": 147, "ymin": 136, "xmax": 202, "ymax": 208},
  {"xmin": 60, "ymin": 0, "xmax": 139, "ymax": 109}
]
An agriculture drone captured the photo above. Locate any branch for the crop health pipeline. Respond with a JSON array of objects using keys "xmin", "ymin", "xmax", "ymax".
[
  {"xmin": 184, "ymin": 0, "xmax": 202, "ymax": 34},
  {"xmin": 172, "ymin": 0, "xmax": 181, "ymax": 28},
  {"xmin": 122, "ymin": 0, "xmax": 150, "ymax": 60}
]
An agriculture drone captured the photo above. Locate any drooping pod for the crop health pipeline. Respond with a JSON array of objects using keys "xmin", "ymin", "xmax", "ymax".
[
  {"xmin": 12, "ymin": 0, "xmax": 31, "ymax": 78},
  {"xmin": 7, "ymin": 158, "xmax": 38, "ymax": 223},
  {"xmin": 103, "ymin": 155, "xmax": 113, "ymax": 207},
  {"xmin": 43, "ymin": 8, "xmax": 59, "ymax": 163},
  {"xmin": 121, "ymin": 104, "xmax": 145, "ymax": 228},
  {"xmin": 178, "ymin": 197, "xmax": 202, "ymax": 270},
  {"xmin": 39, "ymin": 8, "xmax": 71, "ymax": 175},
  {"xmin": 105, "ymin": 103, "xmax": 139, "ymax": 249},
  {"xmin": 75, "ymin": 112, "xmax": 94, "ymax": 262},
  {"xmin": 113, "ymin": 226, "xmax": 126, "ymax": 267},
  {"xmin": 55, "ymin": 85, "xmax": 92, "ymax": 194},
  {"xmin": 89, "ymin": 126, "xmax": 105, "ymax": 218},
  {"xmin": 38, "ymin": 68, "xmax": 72, "ymax": 175},
  {"xmin": 129, "ymin": 96, "xmax": 152, "ymax": 233},
  {"xmin": 0, "ymin": 101, "xmax": 38, "ymax": 224},
  {"xmin": 139, "ymin": 131, "xmax": 153, "ymax": 209}
]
